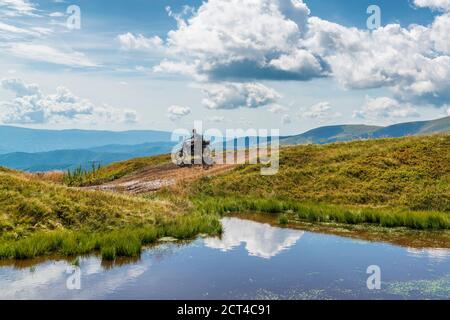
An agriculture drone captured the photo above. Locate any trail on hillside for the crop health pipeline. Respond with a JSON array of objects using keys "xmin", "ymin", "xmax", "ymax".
[{"xmin": 86, "ymin": 162, "xmax": 237, "ymax": 194}]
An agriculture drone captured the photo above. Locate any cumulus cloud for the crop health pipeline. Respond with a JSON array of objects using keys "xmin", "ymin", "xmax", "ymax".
[
  {"xmin": 117, "ymin": 33, "xmax": 164, "ymax": 51},
  {"xmin": 156, "ymin": 0, "xmax": 325, "ymax": 81},
  {"xmin": 305, "ymin": 16, "xmax": 450, "ymax": 106},
  {"xmin": 150, "ymin": 0, "xmax": 450, "ymax": 111},
  {"xmin": 300, "ymin": 101, "xmax": 334, "ymax": 119},
  {"xmin": 167, "ymin": 105, "xmax": 191, "ymax": 121},
  {"xmin": 153, "ymin": 59, "xmax": 202, "ymax": 80},
  {"xmin": 0, "ymin": 78, "xmax": 137, "ymax": 124},
  {"xmin": 1, "ymin": 78, "xmax": 40, "ymax": 96},
  {"xmin": 201, "ymin": 82, "xmax": 281, "ymax": 110},
  {"xmin": 430, "ymin": 13, "xmax": 450, "ymax": 53},
  {"xmin": 413, "ymin": 0, "xmax": 450, "ymax": 11},
  {"xmin": 353, "ymin": 96, "xmax": 419, "ymax": 120}
]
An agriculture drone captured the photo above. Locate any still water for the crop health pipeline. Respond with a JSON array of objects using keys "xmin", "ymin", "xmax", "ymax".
[{"xmin": 0, "ymin": 217, "xmax": 449, "ymax": 300}]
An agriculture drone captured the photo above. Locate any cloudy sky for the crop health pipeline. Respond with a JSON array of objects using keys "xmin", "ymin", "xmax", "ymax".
[{"xmin": 0, "ymin": 0, "xmax": 449, "ymax": 134}]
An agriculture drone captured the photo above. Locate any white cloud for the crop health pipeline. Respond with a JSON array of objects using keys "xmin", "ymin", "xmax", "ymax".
[
  {"xmin": 268, "ymin": 48, "xmax": 324, "ymax": 75},
  {"xmin": 430, "ymin": 13, "xmax": 450, "ymax": 53},
  {"xmin": 5, "ymin": 43, "xmax": 98, "ymax": 67},
  {"xmin": 167, "ymin": 105, "xmax": 191, "ymax": 121},
  {"xmin": 353, "ymin": 96, "xmax": 420, "ymax": 120},
  {"xmin": 153, "ymin": 59, "xmax": 202, "ymax": 80},
  {"xmin": 1, "ymin": 78, "xmax": 40, "ymax": 96},
  {"xmin": 201, "ymin": 82, "xmax": 281, "ymax": 110},
  {"xmin": 0, "ymin": 78, "xmax": 137, "ymax": 124},
  {"xmin": 413, "ymin": 0, "xmax": 450, "ymax": 11},
  {"xmin": 151, "ymin": 0, "xmax": 450, "ymax": 111},
  {"xmin": 268, "ymin": 104, "xmax": 289, "ymax": 114},
  {"xmin": 0, "ymin": 0, "xmax": 38, "ymax": 17},
  {"xmin": 300, "ymin": 101, "xmax": 332, "ymax": 119},
  {"xmin": 446, "ymin": 105, "xmax": 450, "ymax": 116},
  {"xmin": 0, "ymin": 21, "xmax": 36, "ymax": 35},
  {"xmin": 305, "ymin": 16, "xmax": 450, "ymax": 106},
  {"xmin": 49, "ymin": 12, "xmax": 65, "ymax": 17},
  {"xmin": 156, "ymin": 0, "xmax": 323, "ymax": 81},
  {"xmin": 117, "ymin": 33, "xmax": 164, "ymax": 51}
]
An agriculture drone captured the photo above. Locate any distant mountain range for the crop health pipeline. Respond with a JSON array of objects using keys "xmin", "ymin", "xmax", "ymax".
[
  {"xmin": 0, "ymin": 116, "xmax": 448, "ymax": 172},
  {"xmin": 0, "ymin": 126, "xmax": 172, "ymax": 153},
  {"xmin": 281, "ymin": 116, "xmax": 450, "ymax": 145},
  {"xmin": 0, "ymin": 142, "xmax": 176, "ymax": 172}
]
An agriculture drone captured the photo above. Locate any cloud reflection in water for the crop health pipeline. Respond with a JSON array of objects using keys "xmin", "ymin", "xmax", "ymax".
[{"xmin": 204, "ymin": 217, "xmax": 304, "ymax": 259}]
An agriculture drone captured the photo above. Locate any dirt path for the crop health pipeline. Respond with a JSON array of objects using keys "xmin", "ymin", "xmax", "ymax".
[{"xmin": 86, "ymin": 162, "xmax": 237, "ymax": 194}]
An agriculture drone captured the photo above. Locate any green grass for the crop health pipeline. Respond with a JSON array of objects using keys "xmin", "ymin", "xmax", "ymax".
[
  {"xmin": 0, "ymin": 167, "xmax": 221, "ymax": 260},
  {"xmin": 278, "ymin": 214, "xmax": 289, "ymax": 225},
  {"xmin": 63, "ymin": 154, "xmax": 171, "ymax": 187},
  {"xmin": 194, "ymin": 197, "xmax": 449, "ymax": 230},
  {"xmin": 0, "ymin": 213, "xmax": 221, "ymax": 260},
  {"xmin": 190, "ymin": 135, "xmax": 450, "ymax": 213},
  {"xmin": 187, "ymin": 135, "xmax": 449, "ymax": 230},
  {"xmin": 0, "ymin": 167, "xmax": 181, "ymax": 239},
  {"xmin": 63, "ymin": 163, "xmax": 101, "ymax": 186}
]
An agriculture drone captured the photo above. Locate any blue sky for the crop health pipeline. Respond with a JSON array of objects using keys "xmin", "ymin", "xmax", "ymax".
[{"xmin": 0, "ymin": 0, "xmax": 449, "ymax": 134}]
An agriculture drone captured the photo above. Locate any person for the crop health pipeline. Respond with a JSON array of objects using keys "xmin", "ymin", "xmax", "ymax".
[
  {"xmin": 190, "ymin": 129, "xmax": 203, "ymax": 163},
  {"xmin": 191, "ymin": 129, "xmax": 202, "ymax": 145}
]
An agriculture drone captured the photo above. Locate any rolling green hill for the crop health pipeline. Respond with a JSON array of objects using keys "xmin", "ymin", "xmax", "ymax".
[
  {"xmin": 193, "ymin": 134, "xmax": 450, "ymax": 212},
  {"xmin": 0, "ymin": 167, "xmax": 220, "ymax": 260},
  {"xmin": 281, "ymin": 116, "xmax": 450, "ymax": 145},
  {"xmin": 81, "ymin": 134, "xmax": 450, "ymax": 230},
  {"xmin": 189, "ymin": 134, "xmax": 450, "ymax": 230}
]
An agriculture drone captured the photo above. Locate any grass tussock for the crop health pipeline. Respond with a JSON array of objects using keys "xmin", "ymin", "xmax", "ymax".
[{"xmin": 63, "ymin": 163, "xmax": 102, "ymax": 186}]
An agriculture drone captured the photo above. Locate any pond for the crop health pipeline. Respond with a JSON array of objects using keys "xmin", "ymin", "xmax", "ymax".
[{"xmin": 0, "ymin": 216, "xmax": 449, "ymax": 299}]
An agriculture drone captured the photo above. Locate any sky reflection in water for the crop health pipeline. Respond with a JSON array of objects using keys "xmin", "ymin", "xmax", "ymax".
[{"xmin": 0, "ymin": 217, "xmax": 448, "ymax": 300}]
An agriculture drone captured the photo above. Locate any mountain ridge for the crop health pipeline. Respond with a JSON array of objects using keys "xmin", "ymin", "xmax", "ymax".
[
  {"xmin": 281, "ymin": 116, "xmax": 450, "ymax": 145},
  {"xmin": 0, "ymin": 142, "xmax": 176, "ymax": 172},
  {"xmin": 0, "ymin": 126, "xmax": 172, "ymax": 153}
]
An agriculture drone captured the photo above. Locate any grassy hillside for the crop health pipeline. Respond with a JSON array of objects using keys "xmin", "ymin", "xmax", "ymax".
[
  {"xmin": 192, "ymin": 135, "xmax": 449, "ymax": 211},
  {"xmin": 0, "ymin": 167, "xmax": 220, "ymax": 259},
  {"xmin": 63, "ymin": 153, "xmax": 171, "ymax": 186},
  {"xmin": 188, "ymin": 135, "xmax": 450, "ymax": 229}
]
